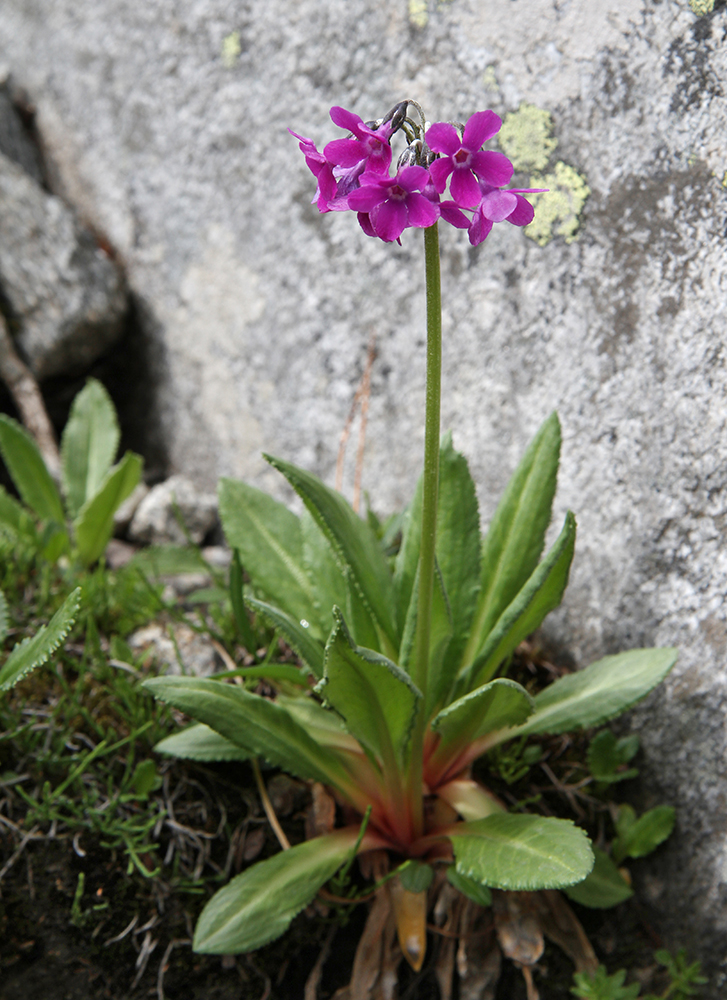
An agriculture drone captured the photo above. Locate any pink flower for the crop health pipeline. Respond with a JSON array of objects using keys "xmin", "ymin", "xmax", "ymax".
[
  {"xmin": 426, "ymin": 111, "xmax": 513, "ymax": 209},
  {"xmin": 323, "ymin": 107, "xmax": 394, "ymax": 178},
  {"xmin": 347, "ymin": 166, "xmax": 440, "ymax": 242}
]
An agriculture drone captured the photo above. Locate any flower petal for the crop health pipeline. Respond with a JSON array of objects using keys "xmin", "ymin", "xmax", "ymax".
[
  {"xmin": 372, "ymin": 200, "xmax": 408, "ymax": 242},
  {"xmin": 450, "ymin": 168, "xmax": 482, "ymax": 209},
  {"xmin": 468, "ymin": 212, "xmax": 493, "ymax": 246},
  {"xmin": 462, "ymin": 110, "xmax": 502, "ymax": 150},
  {"xmin": 397, "ymin": 165, "xmax": 431, "ymax": 191},
  {"xmin": 348, "ymin": 183, "xmax": 387, "ymax": 212},
  {"xmin": 406, "ymin": 192, "xmax": 440, "ymax": 228},
  {"xmin": 357, "ymin": 212, "xmax": 377, "ymax": 238},
  {"xmin": 324, "ymin": 138, "xmax": 365, "ymax": 167},
  {"xmin": 330, "ymin": 106, "xmax": 363, "ymax": 133},
  {"xmin": 506, "ymin": 194, "xmax": 535, "ymax": 227},
  {"xmin": 439, "ymin": 200, "xmax": 471, "ymax": 229},
  {"xmin": 425, "ymin": 122, "xmax": 461, "ymax": 156},
  {"xmin": 429, "ymin": 157, "xmax": 454, "ymax": 193},
  {"xmin": 471, "ymin": 150, "xmax": 514, "ymax": 186},
  {"xmin": 479, "ymin": 189, "xmax": 518, "ymax": 222}
]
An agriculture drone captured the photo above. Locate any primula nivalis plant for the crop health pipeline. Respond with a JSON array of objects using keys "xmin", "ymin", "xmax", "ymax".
[{"xmin": 145, "ymin": 101, "xmax": 676, "ymax": 985}]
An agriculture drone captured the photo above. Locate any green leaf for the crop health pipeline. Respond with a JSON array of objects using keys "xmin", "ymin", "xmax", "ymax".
[
  {"xmin": 505, "ymin": 648, "xmax": 678, "ymax": 741},
  {"xmin": 265, "ymin": 456, "xmax": 398, "ymax": 653},
  {"xmin": 60, "ymin": 378, "xmax": 120, "ymax": 518},
  {"xmin": 571, "ymin": 966, "xmax": 641, "ymax": 1000},
  {"xmin": 612, "ymin": 804, "xmax": 675, "ymax": 863},
  {"xmin": 130, "ymin": 759, "xmax": 159, "ymax": 797},
  {"xmin": 399, "ymin": 861, "xmax": 434, "ymax": 893},
  {"xmin": 218, "ymin": 477, "xmax": 317, "ymax": 635},
  {"xmin": 275, "ymin": 694, "xmax": 361, "ymax": 753},
  {"xmin": 465, "ymin": 510, "xmax": 576, "ymax": 689},
  {"xmin": 398, "ymin": 560, "xmax": 453, "ymax": 717},
  {"xmin": 587, "ymin": 730, "xmax": 639, "ymax": 784},
  {"xmin": 126, "ymin": 545, "xmax": 210, "ymax": 577},
  {"xmin": 0, "ymin": 589, "xmax": 8, "ymax": 645},
  {"xmin": 155, "ymin": 723, "xmax": 252, "ymax": 761},
  {"xmin": 0, "ymin": 414, "xmax": 65, "ymax": 524},
  {"xmin": 563, "ymin": 847, "xmax": 633, "ymax": 908},
  {"xmin": 193, "ymin": 828, "xmax": 359, "ymax": 953},
  {"xmin": 0, "ymin": 485, "xmax": 38, "ymax": 541},
  {"xmin": 449, "ymin": 813, "xmax": 594, "ymax": 890},
  {"xmin": 229, "ymin": 549, "xmax": 258, "ymax": 651},
  {"xmin": 246, "ymin": 596, "xmax": 324, "ymax": 678},
  {"xmin": 395, "ymin": 434, "xmax": 481, "ymax": 671},
  {"xmin": 319, "ymin": 609, "xmax": 421, "ymax": 768},
  {"xmin": 446, "ymin": 867, "xmax": 493, "ymax": 907},
  {"xmin": 0, "ymin": 588, "xmax": 81, "ymax": 692},
  {"xmin": 463, "ymin": 412, "xmax": 561, "ymax": 671},
  {"xmin": 429, "ymin": 679, "xmax": 534, "ymax": 773},
  {"xmin": 74, "ymin": 452, "xmax": 142, "ymax": 566},
  {"xmin": 143, "ymin": 676, "xmax": 354, "ymax": 792}
]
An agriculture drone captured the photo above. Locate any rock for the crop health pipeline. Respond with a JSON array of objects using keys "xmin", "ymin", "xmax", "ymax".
[
  {"xmin": 112, "ymin": 481, "xmax": 149, "ymax": 536},
  {"xmin": 0, "ymin": 151, "xmax": 126, "ymax": 379},
  {"xmin": 0, "ymin": 74, "xmax": 44, "ymax": 184},
  {"xmin": 127, "ymin": 474, "xmax": 217, "ymax": 546},
  {"xmin": 2, "ymin": 0, "xmax": 726, "ymax": 989},
  {"xmin": 127, "ymin": 621, "xmax": 217, "ymax": 677}
]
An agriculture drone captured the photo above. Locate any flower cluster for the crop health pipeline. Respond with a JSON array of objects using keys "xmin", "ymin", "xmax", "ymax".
[{"xmin": 291, "ymin": 101, "xmax": 543, "ymax": 245}]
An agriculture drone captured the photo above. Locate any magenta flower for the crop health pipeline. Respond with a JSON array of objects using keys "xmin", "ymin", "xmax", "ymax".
[
  {"xmin": 426, "ymin": 111, "xmax": 514, "ymax": 209},
  {"xmin": 323, "ymin": 106, "xmax": 393, "ymax": 178},
  {"xmin": 347, "ymin": 166, "xmax": 440, "ymax": 242}
]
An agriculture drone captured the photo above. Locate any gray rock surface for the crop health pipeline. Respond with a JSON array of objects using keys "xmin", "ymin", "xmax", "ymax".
[
  {"xmin": 0, "ymin": 0, "xmax": 726, "ymax": 988},
  {"xmin": 0, "ymin": 149, "xmax": 126, "ymax": 378},
  {"xmin": 127, "ymin": 474, "xmax": 217, "ymax": 546},
  {"xmin": 0, "ymin": 74, "xmax": 44, "ymax": 184}
]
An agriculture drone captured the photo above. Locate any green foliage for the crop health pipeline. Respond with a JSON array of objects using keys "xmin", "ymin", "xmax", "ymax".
[
  {"xmin": 146, "ymin": 415, "xmax": 676, "ymax": 957},
  {"xmin": 650, "ymin": 949, "xmax": 707, "ymax": 998},
  {"xmin": 612, "ymin": 804, "xmax": 676, "ymax": 864},
  {"xmin": 0, "ymin": 379, "xmax": 142, "ymax": 568},
  {"xmin": 446, "ymin": 867, "xmax": 493, "ymax": 907},
  {"xmin": 572, "ymin": 966, "xmax": 641, "ymax": 1000},
  {"xmin": 588, "ymin": 729, "xmax": 640, "ymax": 785},
  {"xmin": 0, "ymin": 587, "xmax": 81, "ymax": 692},
  {"xmin": 564, "ymin": 846, "xmax": 633, "ymax": 908}
]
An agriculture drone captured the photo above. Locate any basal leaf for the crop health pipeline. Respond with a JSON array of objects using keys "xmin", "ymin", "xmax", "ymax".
[
  {"xmin": 463, "ymin": 510, "xmax": 576, "ymax": 690},
  {"xmin": 449, "ymin": 813, "xmax": 593, "ymax": 890},
  {"xmin": 143, "ymin": 676, "xmax": 354, "ymax": 793},
  {"xmin": 505, "ymin": 648, "xmax": 678, "ymax": 740},
  {"xmin": 155, "ymin": 723, "xmax": 251, "ymax": 762},
  {"xmin": 0, "ymin": 588, "xmax": 81, "ymax": 692},
  {"xmin": 563, "ymin": 846, "xmax": 633, "ymax": 908},
  {"xmin": 276, "ymin": 694, "xmax": 361, "ymax": 753},
  {"xmin": 430, "ymin": 679, "xmax": 534, "ymax": 775},
  {"xmin": 0, "ymin": 414, "xmax": 65, "ymax": 524},
  {"xmin": 319, "ymin": 609, "xmax": 421, "ymax": 768},
  {"xmin": 61, "ymin": 378, "xmax": 120, "ymax": 518},
  {"xmin": 613, "ymin": 805, "xmax": 675, "ymax": 863},
  {"xmin": 126, "ymin": 545, "xmax": 210, "ymax": 578},
  {"xmin": 74, "ymin": 452, "xmax": 142, "ymax": 566},
  {"xmin": 246, "ymin": 596, "xmax": 325, "ymax": 678},
  {"xmin": 446, "ymin": 867, "xmax": 493, "ymax": 908},
  {"xmin": 395, "ymin": 433, "xmax": 481, "ymax": 670},
  {"xmin": 194, "ymin": 828, "xmax": 359, "ymax": 953},
  {"xmin": 436, "ymin": 778, "xmax": 506, "ymax": 821},
  {"xmin": 462, "ymin": 412, "xmax": 560, "ymax": 671},
  {"xmin": 218, "ymin": 477, "xmax": 317, "ymax": 635},
  {"xmin": 265, "ymin": 456, "xmax": 398, "ymax": 654},
  {"xmin": 0, "ymin": 485, "xmax": 38, "ymax": 541},
  {"xmin": 398, "ymin": 560, "xmax": 453, "ymax": 717}
]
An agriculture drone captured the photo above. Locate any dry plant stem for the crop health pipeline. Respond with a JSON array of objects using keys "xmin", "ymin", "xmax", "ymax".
[
  {"xmin": 0, "ymin": 311, "xmax": 60, "ymax": 478},
  {"xmin": 251, "ymin": 758, "xmax": 291, "ymax": 851}
]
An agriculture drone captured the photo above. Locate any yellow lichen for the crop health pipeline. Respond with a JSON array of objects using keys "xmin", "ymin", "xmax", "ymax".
[
  {"xmin": 482, "ymin": 66, "xmax": 499, "ymax": 93},
  {"xmin": 498, "ymin": 103, "xmax": 558, "ymax": 173},
  {"xmin": 409, "ymin": 0, "xmax": 429, "ymax": 28},
  {"xmin": 525, "ymin": 162, "xmax": 590, "ymax": 246},
  {"xmin": 221, "ymin": 31, "xmax": 241, "ymax": 69},
  {"xmin": 688, "ymin": 0, "xmax": 714, "ymax": 15}
]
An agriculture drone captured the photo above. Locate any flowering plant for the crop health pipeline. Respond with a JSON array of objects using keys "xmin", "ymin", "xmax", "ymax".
[{"xmin": 144, "ymin": 102, "xmax": 676, "ymax": 989}]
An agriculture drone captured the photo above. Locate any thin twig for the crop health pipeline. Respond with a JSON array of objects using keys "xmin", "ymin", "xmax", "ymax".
[
  {"xmin": 0, "ymin": 824, "xmax": 41, "ymax": 883},
  {"xmin": 304, "ymin": 924, "xmax": 337, "ymax": 1000},
  {"xmin": 156, "ymin": 938, "xmax": 191, "ymax": 1000},
  {"xmin": 211, "ymin": 639, "xmax": 237, "ymax": 673},
  {"xmin": 252, "ymin": 759, "xmax": 290, "ymax": 851},
  {"xmin": 0, "ymin": 312, "xmax": 60, "ymax": 477}
]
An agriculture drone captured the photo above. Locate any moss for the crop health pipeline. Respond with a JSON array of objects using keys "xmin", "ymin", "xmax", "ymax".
[
  {"xmin": 499, "ymin": 103, "xmax": 558, "ymax": 173},
  {"xmin": 688, "ymin": 0, "xmax": 714, "ymax": 14},
  {"xmin": 220, "ymin": 31, "xmax": 241, "ymax": 69},
  {"xmin": 525, "ymin": 162, "xmax": 591, "ymax": 246}
]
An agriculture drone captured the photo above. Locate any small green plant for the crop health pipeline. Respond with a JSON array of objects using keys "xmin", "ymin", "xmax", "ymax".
[
  {"xmin": 143, "ymin": 98, "xmax": 678, "ymax": 982},
  {"xmin": 0, "ymin": 586, "xmax": 80, "ymax": 692},
  {"xmin": 0, "ymin": 378, "xmax": 142, "ymax": 568},
  {"xmin": 572, "ymin": 950, "xmax": 707, "ymax": 999}
]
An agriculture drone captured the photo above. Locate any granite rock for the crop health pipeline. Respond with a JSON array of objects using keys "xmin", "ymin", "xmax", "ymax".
[
  {"xmin": 0, "ymin": 149, "xmax": 126, "ymax": 379},
  {"xmin": 0, "ymin": 0, "xmax": 725, "ymax": 988},
  {"xmin": 127, "ymin": 474, "xmax": 217, "ymax": 546}
]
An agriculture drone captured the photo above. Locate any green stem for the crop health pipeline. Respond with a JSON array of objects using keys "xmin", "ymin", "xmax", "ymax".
[{"xmin": 408, "ymin": 222, "xmax": 442, "ymax": 839}]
